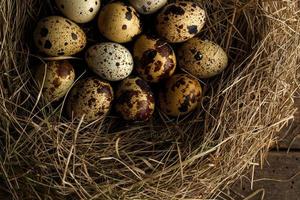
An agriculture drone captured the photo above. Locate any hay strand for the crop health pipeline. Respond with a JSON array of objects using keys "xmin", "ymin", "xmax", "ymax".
[{"xmin": 0, "ymin": 0, "xmax": 299, "ymax": 199}]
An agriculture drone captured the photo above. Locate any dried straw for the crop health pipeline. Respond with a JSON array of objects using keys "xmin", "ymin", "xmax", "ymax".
[{"xmin": 0, "ymin": 0, "xmax": 299, "ymax": 199}]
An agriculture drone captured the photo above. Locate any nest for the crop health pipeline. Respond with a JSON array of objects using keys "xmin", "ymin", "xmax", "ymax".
[{"xmin": 0, "ymin": 0, "xmax": 299, "ymax": 199}]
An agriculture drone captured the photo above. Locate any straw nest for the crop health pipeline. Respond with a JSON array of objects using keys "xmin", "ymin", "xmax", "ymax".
[{"xmin": 0, "ymin": 0, "xmax": 299, "ymax": 199}]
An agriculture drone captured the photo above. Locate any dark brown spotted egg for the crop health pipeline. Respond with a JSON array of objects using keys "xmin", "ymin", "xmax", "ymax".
[
  {"xmin": 55, "ymin": 0, "xmax": 101, "ymax": 23},
  {"xmin": 178, "ymin": 38, "xmax": 228, "ymax": 78},
  {"xmin": 133, "ymin": 35, "xmax": 176, "ymax": 83},
  {"xmin": 98, "ymin": 1, "xmax": 142, "ymax": 43},
  {"xmin": 129, "ymin": 0, "xmax": 167, "ymax": 14},
  {"xmin": 66, "ymin": 78, "xmax": 114, "ymax": 122},
  {"xmin": 85, "ymin": 43, "xmax": 133, "ymax": 81},
  {"xmin": 35, "ymin": 60, "xmax": 75, "ymax": 102},
  {"xmin": 115, "ymin": 77, "xmax": 155, "ymax": 121},
  {"xmin": 33, "ymin": 16, "xmax": 86, "ymax": 56},
  {"xmin": 156, "ymin": 1, "xmax": 206, "ymax": 43},
  {"xmin": 159, "ymin": 74, "xmax": 202, "ymax": 116}
]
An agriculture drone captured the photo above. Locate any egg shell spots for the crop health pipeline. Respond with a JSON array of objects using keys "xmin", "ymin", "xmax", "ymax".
[
  {"xmin": 156, "ymin": 2, "xmax": 206, "ymax": 43},
  {"xmin": 129, "ymin": 0, "xmax": 167, "ymax": 14},
  {"xmin": 35, "ymin": 60, "xmax": 75, "ymax": 102},
  {"xmin": 159, "ymin": 74, "xmax": 202, "ymax": 116},
  {"xmin": 98, "ymin": 2, "xmax": 142, "ymax": 43},
  {"xmin": 33, "ymin": 16, "xmax": 87, "ymax": 56},
  {"xmin": 66, "ymin": 78, "xmax": 114, "ymax": 122},
  {"xmin": 115, "ymin": 77, "xmax": 155, "ymax": 121},
  {"xmin": 86, "ymin": 43, "xmax": 133, "ymax": 81},
  {"xmin": 55, "ymin": 0, "xmax": 101, "ymax": 23},
  {"xmin": 133, "ymin": 35, "xmax": 177, "ymax": 83},
  {"xmin": 178, "ymin": 38, "xmax": 228, "ymax": 78}
]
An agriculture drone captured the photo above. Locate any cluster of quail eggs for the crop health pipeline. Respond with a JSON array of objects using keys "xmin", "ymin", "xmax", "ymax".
[{"xmin": 33, "ymin": 0, "xmax": 228, "ymax": 122}]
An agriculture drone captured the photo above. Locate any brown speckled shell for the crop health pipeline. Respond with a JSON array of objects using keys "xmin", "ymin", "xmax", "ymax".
[
  {"xmin": 159, "ymin": 74, "xmax": 202, "ymax": 116},
  {"xmin": 85, "ymin": 43, "xmax": 133, "ymax": 81},
  {"xmin": 133, "ymin": 35, "xmax": 176, "ymax": 83},
  {"xmin": 129, "ymin": 0, "xmax": 167, "ymax": 14},
  {"xmin": 35, "ymin": 60, "xmax": 75, "ymax": 102},
  {"xmin": 66, "ymin": 78, "xmax": 114, "ymax": 122},
  {"xmin": 115, "ymin": 77, "xmax": 155, "ymax": 121},
  {"xmin": 98, "ymin": 2, "xmax": 142, "ymax": 43},
  {"xmin": 156, "ymin": 1, "xmax": 206, "ymax": 43},
  {"xmin": 55, "ymin": 0, "xmax": 101, "ymax": 23},
  {"xmin": 33, "ymin": 16, "xmax": 87, "ymax": 56},
  {"xmin": 177, "ymin": 38, "xmax": 228, "ymax": 78}
]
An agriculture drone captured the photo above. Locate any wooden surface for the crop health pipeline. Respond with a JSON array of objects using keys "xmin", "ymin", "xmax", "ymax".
[
  {"xmin": 230, "ymin": 152, "xmax": 300, "ymax": 200},
  {"xmin": 229, "ymin": 96, "xmax": 300, "ymax": 200}
]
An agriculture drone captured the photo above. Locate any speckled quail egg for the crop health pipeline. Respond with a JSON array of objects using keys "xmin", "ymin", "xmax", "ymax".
[
  {"xmin": 85, "ymin": 43, "xmax": 133, "ymax": 81},
  {"xmin": 33, "ymin": 16, "xmax": 86, "ymax": 56},
  {"xmin": 66, "ymin": 78, "xmax": 114, "ymax": 122},
  {"xmin": 35, "ymin": 60, "xmax": 75, "ymax": 102},
  {"xmin": 177, "ymin": 38, "xmax": 228, "ymax": 78},
  {"xmin": 133, "ymin": 35, "xmax": 176, "ymax": 83},
  {"xmin": 129, "ymin": 0, "xmax": 167, "ymax": 14},
  {"xmin": 159, "ymin": 74, "xmax": 202, "ymax": 116},
  {"xmin": 156, "ymin": 2, "xmax": 206, "ymax": 43},
  {"xmin": 98, "ymin": 1, "xmax": 142, "ymax": 43},
  {"xmin": 115, "ymin": 77, "xmax": 155, "ymax": 121},
  {"xmin": 55, "ymin": 0, "xmax": 101, "ymax": 23}
]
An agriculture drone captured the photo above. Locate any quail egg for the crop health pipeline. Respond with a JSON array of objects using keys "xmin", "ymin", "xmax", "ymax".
[
  {"xmin": 66, "ymin": 78, "xmax": 114, "ymax": 122},
  {"xmin": 55, "ymin": 0, "xmax": 101, "ymax": 23},
  {"xmin": 35, "ymin": 60, "xmax": 75, "ymax": 102},
  {"xmin": 129, "ymin": 0, "xmax": 167, "ymax": 14},
  {"xmin": 156, "ymin": 2, "xmax": 206, "ymax": 43},
  {"xmin": 115, "ymin": 77, "xmax": 155, "ymax": 121},
  {"xmin": 85, "ymin": 43, "xmax": 134, "ymax": 81},
  {"xmin": 98, "ymin": 1, "xmax": 142, "ymax": 43},
  {"xmin": 33, "ymin": 16, "xmax": 86, "ymax": 56},
  {"xmin": 159, "ymin": 74, "xmax": 202, "ymax": 116},
  {"xmin": 133, "ymin": 34, "xmax": 176, "ymax": 83},
  {"xmin": 178, "ymin": 38, "xmax": 228, "ymax": 78}
]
